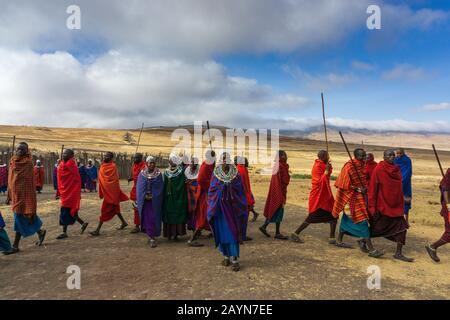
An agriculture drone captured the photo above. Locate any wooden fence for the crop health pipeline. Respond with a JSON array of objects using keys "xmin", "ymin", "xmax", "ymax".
[{"xmin": 0, "ymin": 147, "xmax": 169, "ymax": 185}]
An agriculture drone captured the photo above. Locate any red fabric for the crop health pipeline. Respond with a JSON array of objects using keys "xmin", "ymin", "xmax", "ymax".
[
  {"xmin": 98, "ymin": 161, "xmax": 129, "ymax": 205},
  {"xmin": 237, "ymin": 164, "xmax": 255, "ymax": 207},
  {"xmin": 263, "ymin": 160, "xmax": 290, "ymax": 220},
  {"xmin": 133, "ymin": 207, "xmax": 140, "ymax": 225},
  {"xmin": 308, "ymin": 159, "xmax": 334, "ymax": 213},
  {"xmin": 365, "ymin": 159, "xmax": 378, "ymax": 184},
  {"xmin": 57, "ymin": 158, "xmax": 81, "ymax": 216},
  {"xmin": 100, "ymin": 201, "xmax": 121, "ymax": 222},
  {"xmin": 195, "ymin": 161, "xmax": 214, "ymax": 230},
  {"xmin": 0, "ymin": 165, "xmax": 7, "ymax": 186},
  {"xmin": 368, "ymin": 161, "xmax": 404, "ymax": 217},
  {"xmin": 130, "ymin": 161, "xmax": 146, "ymax": 201},
  {"xmin": 440, "ymin": 168, "xmax": 450, "ymax": 222},
  {"xmin": 34, "ymin": 166, "xmax": 44, "ymax": 188},
  {"xmin": 8, "ymin": 153, "xmax": 36, "ymax": 216}
]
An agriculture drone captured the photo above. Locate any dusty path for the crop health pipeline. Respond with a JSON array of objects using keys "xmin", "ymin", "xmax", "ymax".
[{"xmin": 0, "ymin": 183, "xmax": 449, "ymax": 300}]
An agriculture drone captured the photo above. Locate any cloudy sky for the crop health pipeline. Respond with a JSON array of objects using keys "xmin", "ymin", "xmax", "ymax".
[{"xmin": 0, "ymin": 0, "xmax": 449, "ymax": 132}]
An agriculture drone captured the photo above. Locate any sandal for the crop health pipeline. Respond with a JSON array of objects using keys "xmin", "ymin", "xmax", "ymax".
[
  {"xmin": 187, "ymin": 240, "xmax": 204, "ymax": 247},
  {"xmin": 56, "ymin": 233, "xmax": 68, "ymax": 240},
  {"xmin": 80, "ymin": 222, "xmax": 89, "ymax": 234},
  {"xmin": 130, "ymin": 226, "xmax": 140, "ymax": 234},
  {"xmin": 274, "ymin": 234, "xmax": 289, "ymax": 240},
  {"xmin": 368, "ymin": 249, "xmax": 384, "ymax": 258},
  {"xmin": 222, "ymin": 258, "xmax": 231, "ymax": 267},
  {"xmin": 90, "ymin": 230, "xmax": 100, "ymax": 237},
  {"xmin": 425, "ymin": 244, "xmax": 440, "ymax": 263},
  {"xmin": 334, "ymin": 241, "xmax": 353, "ymax": 249},
  {"xmin": 393, "ymin": 254, "xmax": 414, "ymax": 262},
  {"xmin": 150, "ymin": 240, "xmax": 157, "ymax": 248},
  {"xmin": 3, "ymin": 247, "xmax": 20, "ymax": 255},
  {"xmin": 290, "ymin": 233, "xmax": 304, "ymax": 243},
  {"xmin": 231, "ymin": 262, "xmax": 240, "ymax": 272},
  {"xmin": 116, "ymin": 223, "xmax": 128, "ymax": 230},
  {"xmin": 251, "ymin": 212, "xmax": 259, "ymax": 222},
  {"xmin": 357, "ymin": 239, "xmax": 369, "ymax": 253}
]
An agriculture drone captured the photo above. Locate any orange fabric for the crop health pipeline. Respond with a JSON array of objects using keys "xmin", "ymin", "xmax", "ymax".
[
  {"xmin": 57, "ymin": 158, "xmax": 81, "ymax": 216},
  {"xmin": 237, "ymin": 164, "xmax": 255, "ymax": 207},
  {"xmin": 130, "ymin": 161, "xmax": 146, "ymax": 201},
  {"xmin": 98, "ymin": 161, "xmax": 129, "ymax": 205},
  {"xmin": 308, "ymin": 159, "xmax": 334, "ymax": 213},
  {"xmin": 332, "ymin": 159, "xmax": 368, "ymax": 223},
  {"xmin": 7, "ymin": 153, "xmax": 36, "ymax": 216},
  {"xmin": 34, "ymin": 166, "xmax": 44, "ymax": 188},
  {"xmin": 263, "ymin": 160, "xmax": 290, "ymax": 220}
]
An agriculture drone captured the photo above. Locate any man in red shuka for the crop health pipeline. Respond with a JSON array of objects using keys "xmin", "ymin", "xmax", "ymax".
[{"xmin": 129, "ymin": 153, "xmax": 146, "ymax": 234}]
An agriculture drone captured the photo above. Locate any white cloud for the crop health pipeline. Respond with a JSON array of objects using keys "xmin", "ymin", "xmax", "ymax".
[
  {"xmin": 0, "ymin": 49, "xmax": 311, "ymax": 128},
  {"xmin": 351, "ymin": 60, "xmax": 376, "ymax": 71},
  {"xmin": 421, "ymin": 102, "xmax": 450, "ymax": 112},
  {"xmin": 382, "ymin": 64, "xmax": 428, "ymax": 81}
]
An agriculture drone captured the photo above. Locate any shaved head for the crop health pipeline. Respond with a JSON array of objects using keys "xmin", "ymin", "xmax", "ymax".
[
  {"xmin": 354, "ymin": 148, "xmax": 366, "ymax": 161},
  {"xmin": 384, "ymin": 149, "xmax": 396, "ymax": 163}
]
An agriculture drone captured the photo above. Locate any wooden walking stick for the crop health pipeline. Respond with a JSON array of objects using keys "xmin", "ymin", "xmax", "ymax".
[
  {"xmin": 206, "ymin": 121, "xmax": 213, "ymax": 150},
  {"xmin": 60, "ymin": 144, "xmax": 64, "ymax": 161},
  {"xmin": 11, "ymin": 135, "xmax": 16, "ymax": 157},
  {"xmin": 432, "ymin": 144, "xmax": 445, "ymax": 178},
  {"xmin": 339, "ymin": 131, "xmax": 369, "ymax": 208},
  {"xmin": 321, "ymin": 93, "xmax": 329, "ymax": 153}
]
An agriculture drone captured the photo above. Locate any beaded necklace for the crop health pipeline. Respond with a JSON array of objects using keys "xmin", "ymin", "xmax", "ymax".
[{"xmin": 214, "ymin": 164, "xmax": 238, "ymax": 183}]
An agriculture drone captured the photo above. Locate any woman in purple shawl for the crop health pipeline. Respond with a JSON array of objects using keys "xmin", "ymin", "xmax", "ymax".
[
  {"xmin": 136, "ymin": 156, "xmax": 164, "ymax": 248},
  {"xmin": 207, "ymin": 153, "xmax": 247, "ymax": 272}
]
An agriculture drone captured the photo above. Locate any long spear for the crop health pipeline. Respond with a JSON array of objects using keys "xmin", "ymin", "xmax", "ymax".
[
  {"xmin": 11, "ymin": 135, "xmax": 16, "ymax": 156},
  {"xmin": 60, "ymin": 144, "xmax": 64, "ymax": 160},
  {"xmin": 339, "ymin": 131, "xmax": 367, "ymax": 200},
  {"xmin": 134, "ymin": 123, "xmax": 145, "ymax": 156},
  {"xmin": 321, "ymin": 93, "xmax": 329, "ymax": 153},
  {"xmin": 432, "ymin": 144, "xmax": 445, "ymax": 178},
  {"xmin": 206, "ymin": 121, "xmax": 213, "ymax": 150}
]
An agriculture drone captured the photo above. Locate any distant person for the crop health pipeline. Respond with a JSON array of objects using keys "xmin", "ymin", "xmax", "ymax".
[
  {"xmin": 34, "ymin": 159, "xmax": 44, "ymax": 193},
  {"xmin": 162, "ymin": 155, "xmax": 187, "ymax": 241},
  {"xmin": 136, "ymin": 156, "xmax": 164, "ymax": 248},
  {"xmin": 259, "ymin": 150, "xmax": 290, "ymax": 240},
  {"xmin": 0, "ymin": 159, "xmax": 8, "ymax": 194},
  {"xmin": 0, "ymin": 211, "xmax": 12, "ymax": 253},
  {"xmin": 188, "ymin": 150, "xmax": 215, "ymax": 247},
  {"xmin": 53, "ymin": 159, "xmax": 60, "ymax": 200},
  {"xmin": 368, "ymin": 149, "xmax": 413, "ymax": 262},
  {"xmin": 332, "ymin": 148, "xmax": 383, "ymax": 258},
  {"xmin": 426, "ymin": 168, "xmax": 450, "ymax": 262},
  {"xmin": 4, "ymin": 142, "xmax": 46, "ymax": 255},
  {"xmin": 365, "ymin": 153, "xmax": 377, "ymax": 185},
  {"xmin": 90, "ymin": 152, "xmax": 129, "ymax": 236},
  {"xmin": 78, "ymin": 160, "xmax": 87, "ymax": 193},
  {"xmin": 129, "ymin": 153, "xmax": 146, "ymax": 234},
  {"xmin": 208, "ymin": 152, "xmax": 247, "ymax": 272},
  {"xmin": 394, "ymin": 148, "xmax": 412, "ymax": 224},
  {"xmin": 56, "ymin": 149, "xmax": 89, "ymax": 240},
  {"xmin": 85, "ymin": 159, "xmax": 98, "ymax": 192},
  {"xmin": 291, "ymin": 150, "xmax": 337, "ymax": 244}
]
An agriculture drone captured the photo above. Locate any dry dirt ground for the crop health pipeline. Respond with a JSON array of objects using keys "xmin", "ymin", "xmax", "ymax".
[{"xmin": 0, "ymin": 177, "xmax": 449, "ymax": 300}]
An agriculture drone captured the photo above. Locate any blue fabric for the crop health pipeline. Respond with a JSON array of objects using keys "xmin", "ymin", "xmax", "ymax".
[
  {"xmin": 394, "ymin": 155, "xmax": 412, "ymax": 214},
  {"xmin": 59, "ymin": 207, "xmax": 78, "ymax": 226},
  {"xmin": 86, "ymin": 165, "xmax": 98, "ymax": 180},
  {"xmin": 268, "ymin": 207, "xmax": 284, "ymax": 223},
  {"xmin": 136, "ymin": 170, "xmax": 164, "ymax": 223},
  {"xmin": 218, "ymin": 243, "xmax": 240, "ymax": 258},
  {"xmin": 0, "ymin": 229, "xmax": 12, "ymax": 252},
  {"xmin": 52, "ymin": 165, "xmax": 58, "ymax": 190},
  {"xmin": 14, "ymin": 213, "xmax": 42, "ymax": 237},
  {"xmin": 0, "ymin": 212, "xmax": 5, "ymax": 229},
  {"xmin": 0, "ymin": 186, "xmax": 7, "ymax": 193},
  {"xmin": 339, "ymin": 213, "xmax": 370, "ymax": 238},
  {"xmin": 78, "ymin": 165, "xmax": 87, "ymax": 184}
]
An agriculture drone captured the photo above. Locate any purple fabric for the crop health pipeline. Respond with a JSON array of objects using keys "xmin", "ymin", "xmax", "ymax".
[
  {"xmin": 141, "ymin": 199, "xmax": 161, "ymax": 237},
  {"xmin": 207, "ymin": 171, "xmax": 247, "ymax": 247},
  {"xmin": 136, "ymin": 170, "xmax": 164, "ymax": 233}
]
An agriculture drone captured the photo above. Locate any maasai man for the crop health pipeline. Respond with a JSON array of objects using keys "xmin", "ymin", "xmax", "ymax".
[
  {"xmin": 394, "ymin": 148, "xmax": 413, "ymax": 224},
  {"xmin": 0, "ymin": 159, "xmax": 8, "ymax": 194},
  {"xmin": 332, "ymin": 148, "xmax": 383, "ymax": 258},
  {"xmin": 34, "ymin": 159, "xmax": 44, "ymax": 193},
  {"xmin": 78, "ymin": 161, "xmax": 87, "ymax": 193},
  {"xmin": 426, "ymin": 168, "xmax": 450, "ymax": 262},
  {"xmin": 235, "ymin": 156, "xmax": 254, "ymax": 241},
  {"xmin": 136, "ymin": 156, "xmax": 164, "ymax": 248},
  {"xmin": 4, "ymin": 142, "xmax": 46, "ymax": 255},
  {"xmin": 185, "ymin": 156, "xmax": 199, "ymax": 234},
  {"xmin": 259, "ymin": 150, "xmax": 290, "ymax": 240},
  {"xmin": 368, "ymin": 149, "xmax": 413, "ymax": 262},
  {"xmin": 291, "ymin": 150, "xmax": 337, "ymax": 244},
  {"xmin": 208, "ymin": 152, "xmax": 247, "ymax": 271},
  {"xmin": 162, "ymin": 154, "xmax": 188, "ymax": 240},
  {"xmin": 56, "ymin": 149, "xmax": 89, "ymax": 240},
  {"xmin": 129, "ymin": 153, "xmax": 146, "ymax": 234},
  {"xmin": 365, "ymin": 153, "xmax": 377, "ymax": 185},
  {"xmin": 90, "ymin": 152, "xmax": 129, "ymax": 236},
  {"xmin": 85, "ymin": 159, "xmax": 98, "ymax": 192},
  {"xmin": 0, "ymin": 211, "xmax": 12, "ymax": 254},
  {"xmin": 188, "ymin": 150, "xmax": 215, "ymax": 247},
  {"xmin": 53, "ymin": 159, "xmax": 60, "ymax": 199}
]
